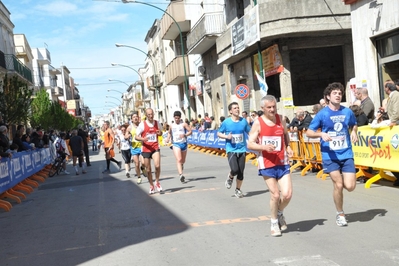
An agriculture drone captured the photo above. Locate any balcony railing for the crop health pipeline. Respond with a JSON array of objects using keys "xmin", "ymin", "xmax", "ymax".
[
  {"xmin": 160, "ymin": 3, "xmax": 190, "ymax": 40},
  {"xmin": 165, "ymin": 55, "xmax": 190, "ymax": 85},
  {"xmin": 0, "ymin": 50, "xmax": 6, "ymax": 69},
  {"xmin": 36, "ymin": 48, "xmax": 51, "ymax": 64},
  {"xmin": 187, "ymin": 12, "xmax": 226, "ymax": 54},
  {"xmin": 5, "ymin": 54, "xmax": 33, "ymax": 83}
]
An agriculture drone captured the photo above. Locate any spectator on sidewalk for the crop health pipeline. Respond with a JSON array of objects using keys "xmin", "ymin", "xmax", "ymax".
[
  {"xmin": 350, "ymin": 105, "xmax": 368, "ymax": 126},
  {"xmin": 288, "ymin": 109, "xmax": 312, "ymax": 131},
  {"xmin": 312, "ymin": 104, "xmax": 322, "ymax": 115},
  {"xmin": 69, "ymin": 129, "xmax": 87, "ymax": 175},
  {"xmin": 78, "ymin": 125, "xmax": 91, "ymax": 166},
  {"xmin": 209, "ymin": 116, "xmax": 218, "ymax": 130},
  {"xmin": 356, "ymin": 87, "xmax": 375, "ymax": 123},
  {"xmin": 384, "ymin": 83, "xmax": 399, "ymax": 127},
  {"xmin": 0, "ymin": 125, "xmax": 10, "ymax": 153}
]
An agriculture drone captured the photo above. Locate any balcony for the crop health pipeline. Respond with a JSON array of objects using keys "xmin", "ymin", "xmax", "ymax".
[
  {"xmin": 35, "ymin": 48, "xmax": 51, "ymax": 64},
  {"xmin": 165, "ymin": 55, "xmax": 191, "ymax": 85},
  {"xmin": 54, "ymin": 86, "xmax": 63, "ymax": 96},
  {"xmin": 5, "ymin": 54, "xmax": 33, "ymax": 83},
  {"xmin": 187, "ymin": 12, "xmax": 226, "ymax": 55},
  {"xmin": 160, "ymin": 3, "xmax": 190, "ymax": 40}
]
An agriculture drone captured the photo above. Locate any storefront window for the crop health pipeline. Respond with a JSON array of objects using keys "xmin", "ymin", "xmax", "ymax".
[{"xmin": 377, "ymin": 33, "xmax": 399, "ymax": 58}]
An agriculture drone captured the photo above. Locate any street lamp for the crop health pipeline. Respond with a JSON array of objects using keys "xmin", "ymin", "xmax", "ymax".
[
  {"xmin": 107, "ymin": 89, "xmax": 124, "ymax": 94},
  {"xmin": 111, "ymin": 63, "xmax": 146, "ymax": 111},
  {"xmin": 115, "ymin": 43, "xmax": 161, "ymax": 112},
  {"xmin": 111, "ymin": 63, "xmax": 143, "ymax": 81},
  {"xmin": 115, "ymin": 43, "xmax": 156, "ymax": 75},
  {"xmin": 105, "ymin": 100, "xmax": 123, "ymax": 125},
  {"xmin": 120, "ymin": 0, "xmax": 190, "ymax": 120},
  {"xmin": 108, "ymin": 78, "xmax": 130, "ymax": 87},
  {"xmin": 106, "ymin": 95, "xmax": 122, "ymax": 103},
  {"xmin": 108, "ymin": 79, "xmax": 137, "ymax": 114}
]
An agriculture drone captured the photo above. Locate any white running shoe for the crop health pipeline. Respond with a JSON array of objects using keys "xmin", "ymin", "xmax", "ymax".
[
  {"xmin": 336, "ymin": 214, "xmax": 348, "ymax": 227},
  {"xmin": 225, "ymin": 174, "xmax": 233, "ymax": 189},
  {"xmin": 155, "ymin": 181, "xmax": 163, "ymax": 192},
  {"xmin": 271, "ymin": 222, "xmax": 282, "ymax": 237},
  {"xmin": 234, "ymin": 189, "xmax": 243, "ymax": 198}
]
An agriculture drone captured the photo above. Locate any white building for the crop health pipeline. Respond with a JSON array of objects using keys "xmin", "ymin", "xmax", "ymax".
[{"xmin": 344, "ymin": 0, "xmax": 399, "ymax": 106}]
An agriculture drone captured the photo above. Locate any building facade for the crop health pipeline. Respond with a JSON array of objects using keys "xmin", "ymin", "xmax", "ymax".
[
  {"xmin": 216, "ymin": 0, "xmax": 354, "ymax": 119},
  {"xmin": 143, "ymin": 0, "xmax": 355, "ymax": 122},
  {"xmin": 344, "ymin": 0, "xmax": 399, "ymax": 107}
]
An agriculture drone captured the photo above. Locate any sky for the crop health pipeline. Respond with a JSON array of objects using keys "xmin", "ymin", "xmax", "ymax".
[{"xmin": 2, "ymin": 0, "xmax": 170, "ymax": 116}]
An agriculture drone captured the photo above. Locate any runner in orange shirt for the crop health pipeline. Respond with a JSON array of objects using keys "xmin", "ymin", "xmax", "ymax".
[{"xmin": 102, "ymin": 121, "xmax": 122, "ymax": 173}]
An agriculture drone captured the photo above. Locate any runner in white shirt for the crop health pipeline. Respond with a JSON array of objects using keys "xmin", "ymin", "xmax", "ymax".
[
  {"xmin": 165, "ymin": 111, "xmax": 192, "ymax": 183},
  {"xmin": 119, "ymin": 124, "xmax": 132, "ymax": 178}
]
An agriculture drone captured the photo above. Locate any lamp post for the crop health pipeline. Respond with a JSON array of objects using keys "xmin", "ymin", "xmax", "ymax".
[
  {"xmin": 108, "ymin": 89, "xmax": 124, "ymax": 94},
  {"xmin": 115, "ymin": 43, "xmax": 160, "ymax": 111},
  {"xmin": 108, "ymin": 79, "xmax": 137, "ymax": 114},
  {"xmin": 111, "ymin": 63, "xmax": 146, "ymax": 112},
  {"xmin": 121, "ymin": 0, "xmax": 190, "ymax": 120},
  {"xmin": 111, "ymin": 63, "xmax": 143, "ymax": 81},
  {"xmin": 108, "ymin": 79, "xmax": 130, "ymax": 87},
  {"xmin": 106, "ymin": 95, "xmax": 122, "ymax": 103},
  {"xmin": 105, "ymin": 100, "xmax": 123, "ymax": 125},
  {"xmin": 106, "ymin": 95, "xmax": 123, "ymax": 122}
]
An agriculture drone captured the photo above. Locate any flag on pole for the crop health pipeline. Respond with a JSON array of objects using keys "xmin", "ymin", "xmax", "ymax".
[{"xmin": 255, "ymin": 70, "xmax": 268, "ymax": 97}]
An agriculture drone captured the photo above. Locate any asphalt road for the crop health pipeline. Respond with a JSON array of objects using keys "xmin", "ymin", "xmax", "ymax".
[{"xmin": 1, "ymin": 145, "xmax": 398, "ymax": 266}]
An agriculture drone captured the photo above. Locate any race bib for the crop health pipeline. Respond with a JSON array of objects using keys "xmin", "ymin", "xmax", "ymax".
[
  {"xmin": 261, "ymin": 136, "xmax": 282, "ymax": 151},
  {"xmin": 262, "ymin": 136, "xmax": 281, "ymax": 151},
  {"xmin": 173, "ymin": 133, "xmax": 184, "ymax": 142},
  {"xmin": 121, "ymin": 141, "xmax": 130, "ymax": 150},
  {"xmin": 231, "ymin": 133, "xmax": 244, "ymax": 144},
  {"xmin": 147, "ymin": 133, "xmax": 157, "ymax": 142},
  {"xmin": 329, "ymin": 136, "xmax": 347, "ymax": 150}
]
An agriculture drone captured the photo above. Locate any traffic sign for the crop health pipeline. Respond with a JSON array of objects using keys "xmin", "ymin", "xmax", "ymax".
[{"xmin": 235, "ymin": 84, "xmax": 250, "ymax": 100}]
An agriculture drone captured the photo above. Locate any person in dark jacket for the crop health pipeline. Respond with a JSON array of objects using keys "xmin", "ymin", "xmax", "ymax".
[
  {"xmin": 0, "ymin": 125, "xmax": 10, "ymax": 150},
  {"xmin": 288, "ymin": 109, "xmax": 313, "ymax": 131},
  {"xmin": 13, "ymin": 131, "xmax": 28, "ymax": 152},
  {"xmin": 350, "ymin": 105, "xmax": 368, "ymax": 126},
  {"xmin": 78, "ymin": 126, "xmax": 90, "ymax": 166},
  {"xmin": 30, "ymin": 131, "xmax": 44, "ymax": 148}
]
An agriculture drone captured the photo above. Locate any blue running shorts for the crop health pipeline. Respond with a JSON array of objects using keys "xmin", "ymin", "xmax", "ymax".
[
  {"xmin": 258, "ymin": 165, "xmax": 290, "ymax": 180},
  {"xmin": 131, "ymin": 147, "xmax": 141, "ymax": 156},
  {"xmin": 172, "ymin": 142, "xmax": 188, "ymax": 152},
  {"xmin": 323, "ymin": 158, "xmax": 355, "ymax": 174}
]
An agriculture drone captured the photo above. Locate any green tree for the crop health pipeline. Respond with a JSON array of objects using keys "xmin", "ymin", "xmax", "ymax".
[
  {"xmin": 30, "ymin": 88, "xmax": 83, "ymax": 131},
  {"xmin": 0, "ymin": 75, "xmax": 33, "ymax": 125},
  {"xmin": 30, "ymin": 88, "xmax": 52, "ymax": 130},
  {"xmin": 48, "ymin": 100, "xmax": 81, "ymax": 131}
]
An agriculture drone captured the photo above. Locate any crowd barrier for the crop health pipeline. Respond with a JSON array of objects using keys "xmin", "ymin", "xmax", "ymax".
[
  {"xmin": 0, "ymin": 148, "xmax": 52, "ymax": 211},
  {"xmin": 187, "ymin": 130, "xmax": 258, "ymax": 162},
  {"xmin": 187, "ymin": 127, "xmax": 399, "ymax": 188},
  {"xmin": 288, "ymin": 131, "xmax": 328, "ymax": 179},
  {"xmin": 352, "ymin": 125, "xmax": 399, "ymax": 187}
]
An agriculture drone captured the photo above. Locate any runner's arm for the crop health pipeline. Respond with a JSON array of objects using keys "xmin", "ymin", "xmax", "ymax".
[
  {"xmin": 184, "ymin": 123, "xmax": 192, "ymax": 137},
  {"xmin": 247, "ymin": 120, "xmax": 263, "ymax": 151}
]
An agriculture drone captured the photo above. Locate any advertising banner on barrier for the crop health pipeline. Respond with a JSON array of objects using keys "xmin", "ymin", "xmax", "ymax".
[
  {"xmin": 353, "ymin": 126, "xmax": 399, "ymax": 171},
  {"xmin": 188, "ymin": 130, "xmax": 226, "ymax": 149},
  {"xmin": 0, "ymin": 148, "xmax": 51, "ymax": 194}
]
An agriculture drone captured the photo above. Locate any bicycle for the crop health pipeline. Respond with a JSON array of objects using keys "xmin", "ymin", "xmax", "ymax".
[{"xmin": 48, "ymin": 155, "xmax": 65, "ymax": 177}]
